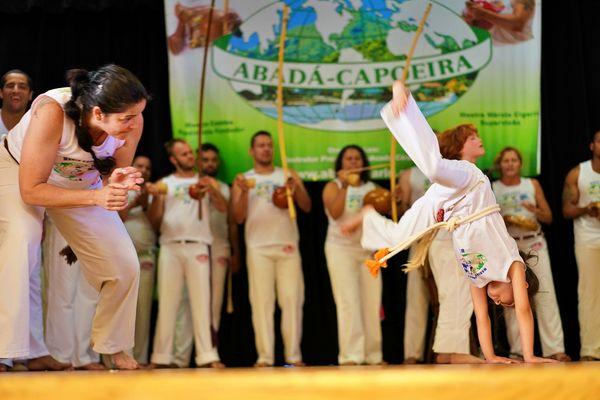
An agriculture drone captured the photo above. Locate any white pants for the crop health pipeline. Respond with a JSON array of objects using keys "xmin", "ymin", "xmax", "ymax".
[
  {"xmin": 171, "ymin": 244, "xmax": 230, "ymax": 367},
  {"xmin": 0, "ymin": 145, "xmax": 140, "ymax": 357},
  {"xmin": 403, "ymin": 246, "xmax": 430, "ymax": 361},
  {"xmin": 0, "ymin": 252, "xmax": 48, "ymax": 366},
  {"xmin": 246, "ymin": 244, "xmax": 304, "ymax": 365},
  {"xmin": 504, "ymin": 235, "xmax": 565, "ymax": 357},
  {"xmin": 132, "ymin": 251, "xmax": 156, "ymax": 364},
  {"xmin": 574, "ymin": 244, "xmax": 600, "ymax": 359},
  {"xmin": 151, "ymin": 242, "xmax": 219, "ymax": 366},
  {"xmin": 43, "ymin": 219, "xmax": 99, "ymax": 367},
  {"xmin": 428, "ymin": 237, "xmax": 473, "ymax": 354},
  {"xmin": 325, "ymin": 242, "xmax": 382, "ymax": 365}
]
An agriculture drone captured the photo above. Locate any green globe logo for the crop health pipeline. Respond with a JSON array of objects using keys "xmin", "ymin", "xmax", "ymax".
[{"xmin": 212, "ymin": 0, "xmax": 492, "ymax": 132}]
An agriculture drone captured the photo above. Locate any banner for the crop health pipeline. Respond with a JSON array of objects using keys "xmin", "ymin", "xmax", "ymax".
[{"xmin": 165, "ymin": 0, "xmax": 541, "ymax": 182}]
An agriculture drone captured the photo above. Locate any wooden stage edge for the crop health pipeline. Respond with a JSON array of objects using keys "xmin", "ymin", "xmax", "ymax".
[{"xmin": 1, "ymin": 363, "xmax": 599, "ymax": 400}]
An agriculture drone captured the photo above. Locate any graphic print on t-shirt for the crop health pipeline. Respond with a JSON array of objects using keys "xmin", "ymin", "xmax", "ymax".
[
  {"xmin": 497, "ymin": 191, "xmax": 530, "ymax": 214},
  {"xmin": 458, "ymin": 248, "xmax": 488, "ymax": 280},
  {"xmin": 588, "ymin": 180, "xmax": 600, "ymax": 201},
  {"xmin": 346, "ymin": 192, "xmax": 364, "ymax": 212},
  {"xmin": 53, "ymin": 157, "xmax": 95, "ymax": 181},
  {"xmin": 254, "ymin": 180, "xmax": 276, "ymax": 203},
  {"xmin": 173, "ymin": 183, "xmax": 194, "ymax": 204}
]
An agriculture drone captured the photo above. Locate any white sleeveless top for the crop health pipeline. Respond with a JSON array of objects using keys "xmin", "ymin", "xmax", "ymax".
[
  {"xmin": 489, "ymin": 0, "xmax": 534, "ymax": 46},
  {"xmin": 492, "ymin": 177, "xmax": 538, "ymax": 236},
  {"xmin": 244, "ymin": 167, "xmax": 299, "ymax": 247},
  {"xmin": 0, "ymin": 109, "xmax": 9, "ymax": 138},
  {"xmin": 408, "ymin": 166, "xmax": 431, "ymax": 206},
  {"xmin": 574, "ymin": 160, "xmax": 600, "ymax": 246},
  {"xmin": 209, "ymin": 180, "xmax": 231, "ymax": 250},
  {"xmin": 159, "ymin": 173, "xmax": 212, "ymax": 245},
  {"xmin": 325, "ymin": 179, "xmax": 376, "ymax": 247},
  {"xmin": 124, "ymin": 191, "xmax": 157, "ymax": 254},
  {"xmin": 6, "ymin": 88, "xmax": 125, "ymax": 190}
]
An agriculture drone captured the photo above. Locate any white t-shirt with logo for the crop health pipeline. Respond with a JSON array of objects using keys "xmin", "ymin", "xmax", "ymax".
[
  {"xmin": 124, "ymin": 191, "xmax": 157, "ymax": 254},
  {"xmin": 325, "ymin": 179, "xmax": 375, "ymax": 247},
  {"xmin": 7, "ymin": 88, "xmax": 125, "ymax": 190},
  {"xmin": 244, "ymin": 167, "xmax": 299, "ymax": 247},
  {"xmin": 209, "ymin": 180, "xmax": 230, "ymax": 251},
  {"xmin": 362, "ymin": 97, "xmax": 522, "ymax": 288},
  {"xmin": 159, "ymin": 173, "xmax": 212, "ymax": 246},
  {"xmin": 492, "ymin": 177, "xmax": 538, "ymax": 236},
  {"xmin": 574, "ymin": 160, "xmax": 600, "ymax": 247}
]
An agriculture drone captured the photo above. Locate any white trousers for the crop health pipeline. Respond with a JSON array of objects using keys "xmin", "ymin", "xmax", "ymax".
[
  {"xmin": 428, "ymin": 237, "xmax": 473, "ymax": 354},
  {"xmin": 403, "ymin": 246, "xmax": 430, "ymax": 361},
  {"xmin": 171, "ymin": 244, "xmax": 230, "ymax": 367},
  {"xmin": 132, "ymin": 251, "xmax": 156, "ymax": 364},
  {"xmin": 325, "ymin": 242, "xmax": 382, "ymax": 365},
  {"xmin": 151, "ymin": 242, "xmax": 219, "ymax": 366},
  {"xmin": 43, "ymin": 219, "xmax": 99, "ymax": 367},
  {"xmin": 0, "ymin": 145, "xmax": 140, "ymax": 357},
  {"xmin": 246, "ymin": 244, "xmax": 304, "ymax": 365},
  {"xmin": 574, "ymin": 243, "xmax": 600, "ymax": 358},
  {"xmin": 504, "ymin": 235, "xmax": 565, "ymax": 356}
]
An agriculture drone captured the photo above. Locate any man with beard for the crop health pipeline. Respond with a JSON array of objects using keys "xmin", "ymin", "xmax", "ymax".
[
  {"xmin": 231, "ymin": 131, "xmax": 311, "ymax": 367},
  {"xmin": 171, "ymin": 143, "xmax": 240, "ymax": 367},
  {"xmin": 119, "ymin": 155, "xmax": 157, "ymax": 365},
  {"xmin": 148, "ymin": 139, "xmax": 227, "ymax": 368},
  {"xmin": 0, "ymin": 70, "xmax": 33, "ymax": 138}
]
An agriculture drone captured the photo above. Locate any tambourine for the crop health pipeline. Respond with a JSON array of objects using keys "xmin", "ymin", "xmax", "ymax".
[
  {"xmin": 363, "ymin": 188, "xmax": 392, "ymax": 215},
  {"xmin": 503, "ymin": 215, "xmax": 539, "ymax": 231}
]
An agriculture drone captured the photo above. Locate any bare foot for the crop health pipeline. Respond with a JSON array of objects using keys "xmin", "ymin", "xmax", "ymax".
[
  {"xmin": 340, "ymin": 361, "xmax": 358, "ymax": 366},
  {"xmin": 436, "ymin": 353, "xmax": 484, "ymax": 364},
  {"xmin": 0, "ymin": 363, "xmax": 7, "ymax": 373},
  {"xmin": 102, "ymin": 351, "xmax": 139, "ymax": 370},
  {"xmin": 549, "ymin": 353, "xmax": 571, "ymax": 362},
  {"xmin": 254, "ymin": 362, "xmax": 272, "ymax": 368},
  {"xmin": 199, "ymin": 361, "xmax": 225, "ymax": 369},
  {"xmin": 76, "ymin": 362, "xmax": 106, "ymax": 371},
  {"xmin": 403, "ymin": 357, "xmax": 419, "ymax": 365},
  {"xmin": 286, "ymin": 361, "xmax": 305, "ymax": 367},
  {"xmin": 579, "ymin": 356, "xmax": 599, "ymax": 362},
  {"xmin": 27, "ymin": 355, "xmax": 72, "ymax": 371}
]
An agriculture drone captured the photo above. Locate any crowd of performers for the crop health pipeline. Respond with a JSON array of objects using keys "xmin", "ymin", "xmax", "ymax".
[{"xmin": 0, "ymin": 67, "xmax": 598, "ymax": 372}]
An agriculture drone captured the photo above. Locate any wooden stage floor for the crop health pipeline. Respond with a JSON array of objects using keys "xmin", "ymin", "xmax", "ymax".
[{"xmin": 1, "ymin": 363, "xmax": 599, "ymax": 400}]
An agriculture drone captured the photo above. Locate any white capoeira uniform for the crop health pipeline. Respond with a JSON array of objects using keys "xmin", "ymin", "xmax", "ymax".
[
  {"xmin": 151, "ymin": 173, "xmax": 220, "ymax": 366},
  {"xmin": 362, "ymin": 96, "xmax": 523, "ymax": 290},
  {"xmin": 171, "ymin": 180, "xmax": 231, "ymax": 367},
  {"xmin": 43, "ymin": 217, "xmax": 100, "ymax": 367},
  {"xmin": 0, "ymin": 88, "xmax": 139, "ymax": 359},
  {"xmin": 244, "ymin": 167, "xmax": 304, "ymax": 365},
  {"xmin": 325, "ymin": 179, "xmax": 382, "ymax": 365},
  {"xmin": 573, "ymin": 160, "xmax": 600, "ymax": 359},
  {"xmin": 492, "ymin": 178, "xmax": 566, "ymax": 357},
  {"xmin": 123, "ymin": 191, "xmax": 157, "ymax": 364},
  {"xmin": 403, "ymin": 167, "xmax": 432, "ymax": 360}
]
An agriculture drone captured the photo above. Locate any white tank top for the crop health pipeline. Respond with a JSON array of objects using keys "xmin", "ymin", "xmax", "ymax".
[
  {"xmin": 325, "ymin": 179, "xmax": 376, "ymax": 247},
  {"xmin": 124, "ymin": 191, "xmax": 157, "ymax": 254},
  {"xmin": 574, "ymin": 160, "xmax": 600, "ymax": 246},
  {"xmin": 408, "ymin": 166, "xmax": 431, "ymax": 205},
  {"xmin": 489, "ymin": 0, "xmax": 534, "ymax": 46},
  {"xmin": 244, "ymin": 167, "xmax": 299, "ymax": 247},
  {"xmin": 492, "ymin": 178, "xmax": 538, "ymax": 236},
  {"xmin": 209, "ymin": 180, "xmax": 230, "ymax": 250},
  {"xmin": 159, "ymin": 173, "xmax": 212, "ymax": 245},
  {"xmin": 6, "ymin": 88, "xmax": 125, "ymax": 190}
]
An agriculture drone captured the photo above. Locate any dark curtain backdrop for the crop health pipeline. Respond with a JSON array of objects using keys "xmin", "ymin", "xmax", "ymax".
[{"xmin": 1, "ymin": 0, "xmax": 598, "ymax": 364}]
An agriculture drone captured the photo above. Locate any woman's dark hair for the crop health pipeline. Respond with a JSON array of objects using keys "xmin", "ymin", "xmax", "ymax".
[
  {"xmin": 334, "ymin": 145, "xmax": 370, "ymax": 182},
  {"xmin": 520, "ymin": 250, "xmax": 540, "ymax": 311},
  {"xmin": 64, "ymin": 64, "xmax": 149, "ymax": 175}
]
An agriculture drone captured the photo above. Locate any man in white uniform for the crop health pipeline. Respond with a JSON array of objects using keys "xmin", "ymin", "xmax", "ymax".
[
  {"xmin": 119, "ymin": 155, "xmax": 157, "ymax": 364},
  {"xmin": 149, "ymin": 139, "xmax": 227, "ymax": 368},
  {"xmin": 563, "ymin": 130, "xmax": 600, "ymax": 361},
  {"xmin": 171, "ymin": 143, "xmax": 239, "ymax": 367},
  {"xmin": 231, "ymin": 131, "xmax": 311, "ymax": 367}
]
